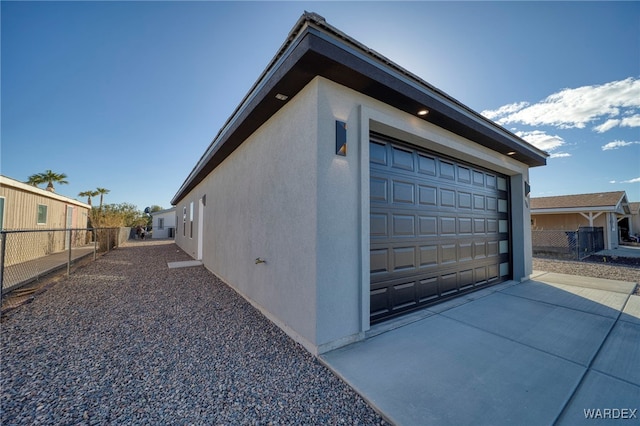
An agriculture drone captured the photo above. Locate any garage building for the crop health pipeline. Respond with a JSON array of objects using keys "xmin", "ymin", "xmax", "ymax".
[{"xmin": 171, "ymin": 12, "xmax": 547, "ymax": 355}]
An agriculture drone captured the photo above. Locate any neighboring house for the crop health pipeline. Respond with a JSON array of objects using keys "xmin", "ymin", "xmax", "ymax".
[
  {"xmin": 171, "ymin": 13, "xmax": 547, "ymax": 355},
  {"xmin": 630, "ymin": 202, "xmax": 640, "ymax": 242},
  {"xmin": 0, "ymin": 174, "xmax": 91, "ymax": 265},
  {"xmin": 530, "ymin": 191, "xmax": 633, "ymax": 249},
  {"xmin": 150, "ymin": 207, "xmax": 176, "ymax": 239}
]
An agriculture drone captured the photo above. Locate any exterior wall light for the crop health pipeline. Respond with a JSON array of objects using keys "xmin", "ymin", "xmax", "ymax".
[
  {"xmin": 336, "ymin": 120, "xmax": 347, "ymax": 156},
  {"xmin": 507, "ymin": 151, "xmax": 516, "ymax": 156},
  {"xmin": 275, "ymin": 93, "xmax": 289, "ymax": 101},
  {"xmin": 417, "ymin": 109, "xmax": 429, "ymax": 116}
]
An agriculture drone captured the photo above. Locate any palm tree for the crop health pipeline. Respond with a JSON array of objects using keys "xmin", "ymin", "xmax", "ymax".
[
  {"xmin": 79, "ymin": 190, "xmax": 99, "ymax": 206},
  {"xmin": 96, "ymin": 187, "xmax": 110, "ymax": 208},
  {"xmin": 26, "ymin": 170, "xmax": 68, "ymax": 192}
]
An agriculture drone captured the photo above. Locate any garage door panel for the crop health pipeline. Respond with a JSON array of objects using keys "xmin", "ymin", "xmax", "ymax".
[
  {"xmin": 419, "ymin": 216, "xmax": 438, "ymax": 236},
  {"xmin": 475, "ymin": 266, "xmax": 487, "ymax": 284},
  {"xmin": 370, "ymin": 177, "xmax": 388, "ymax": 202},
  {"xmin": 440, "ymin": 217, "xmax": 457, "ymax": 234},
  {"xmin": 474, "ymin": 241, "xmax": 487, "ymax": 259},
  {"xmin": 392, "ymin": 247, "xmax": 416, "ymax": 272},
  {"xmin": 392, "ymin": 180, "xmax": 415, "ymax": 204},
  {"xmin": 391, "ymin": 281, "xmax": 417, "ymax": 310},
  {"xmin": 370, "ymin": 287, "xmax": 390, "ymax": 317},
  {"xmin": 440, "ymin": 273, "xmax": 458, "ymax": 295},
  {"xmin": 457, "ymin": 166, "xmax": 471, "ymax": 183},
  {"xmin": 392, "ymin": 146, "xmax": 415, "ymax": 171},
  {"xmin": 458, "ymin": 192, "xmax": 472, "ymax": 209},
  {"xmin": 392, "ymin": 214, "xmax": 415, "ymax": 237},
  {"xmin": 441, "ymin": 244, "xmax": 457, "ymax": 264},
  {"xmin": 487, "ymin": 241, "xmax": 499, "ymax": 257},
  {"xmin": 370, "ymin": 136, "xmax": 511, "ymax": 323},
  {"xmin": 418, "ymin": 185, "xmax": 437, "ymax": 205},
  {"xmin": 370, "ymin": 213, "xmax": 388, "ymax": 238},
  {"xmin": 460, "ymin": 269, "xmax": 474, "ymax": 290},
  {"xmin": 486, "ymin": 174, "xmax": 497, "ymax": 189},
  {"xmin": 419, "ymin": 245, "xmax": 438, "ymax": 267},
  {"xmin": 458, "ymin": 243, "xmax": 473, "ymax": 261},
  {"xmin": 418, "ymin": 277, "xmax": 439, "ymax": 302},
  {"xmin": 459, "ymin": 217, "xmax": 473, "ymax": 234},
  {"xmin": 440, "ymin": 189, "xmax": 456, "ymax": 207},
  {"xmin": 370, "ymin": 141, "xmax": 388, "ymax": 165},
  {"xmin": 439, "ymin": 161, "xmax": 455, "ymax": 180},
  {"xmin": 418, "ymin": 155, "xmax": 437, "ymax": 176},
  {"xmin": 474, "ymin": 218, "xmax": 486, "ymax": 234},
  {"xmin": 488, "ymin": 264, "xmax": 499, "ymax": 281},
  {"xmin": 370, "ymin": 249, "xmax": 389, "ymax": 275},
  {"xmin": 473, "ymin": 170, "xmax": 485, "ymax": 186},
  {"xmin": 487, "ymin": 196, "xmax": 497, "ymax": 211}
]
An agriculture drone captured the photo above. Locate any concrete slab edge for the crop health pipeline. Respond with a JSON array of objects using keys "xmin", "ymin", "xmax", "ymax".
[
  {"xmin": 551, "ymin": 292, "xmax": 629, "ymax": 424},
  {"xmin": 317, "ymin": 356, "xmax": 398, "ymax": 426},
  {"xmin": 167, "ymin": 260, "xmax": 203, "ymax": 269}
]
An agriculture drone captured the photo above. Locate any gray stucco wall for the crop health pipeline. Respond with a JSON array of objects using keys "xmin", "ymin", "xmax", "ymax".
[
  {"xmin": 176, "ymin": 80, "xmax": 321, "ymax": 352},
  {"xmin": 175, "ymin": 76, "xmax": 535, "ymax": 354}
]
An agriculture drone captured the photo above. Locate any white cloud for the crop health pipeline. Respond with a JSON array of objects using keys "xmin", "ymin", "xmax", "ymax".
[
  {"xmin": 486, "ymin": 77, "xmax": 640, "ymax": 130},
  {"xmin": 610, "ymin": 177, "xmax": 640, "ymax": 184},
  {"xmin": 481, "ymin": 102, "xmax": 528, "ymax": 121},
  {"xmin": 549, "ymin": 152, "xmax": 571, "ymax": 158},
  {"xmin": 594, "ymin": 119, "xmax": 620, "ymax": 133},
  {"xmin": 601, "ymin": 140, "xmax": 640, "ymax": 151},
  {"xmin": 594, "ymin": 114, "xmax": 640, "ymax": 132},
  {"xmin": 621, "ymin": 114, "xmax": 640, "ymax": 127},
  {"xmin": 516, "ymin": 130, "xmax": 566, "ymax": 152}
]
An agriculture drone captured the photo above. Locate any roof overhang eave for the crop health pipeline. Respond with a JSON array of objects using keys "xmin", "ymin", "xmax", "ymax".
[{"xmin": 171, "ymin": 13, "xmax": 547, "ymax": 205}]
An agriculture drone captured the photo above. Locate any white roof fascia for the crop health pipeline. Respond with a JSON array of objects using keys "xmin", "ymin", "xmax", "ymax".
[
  {"xmin": 0, "ymin": 176, "xmax": 91, "ymax": 209},
  {"xmin": 531, "ymin": 206, "xmax": 619, "ymax": 214}
]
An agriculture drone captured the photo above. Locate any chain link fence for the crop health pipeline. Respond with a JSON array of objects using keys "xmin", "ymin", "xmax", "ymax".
[
  {"xmin": 532, "ymin": 227, "xmax": 604, "ymax": 260},
  {"xmin": 1, "ymin": 227, "xmax": 130, "ymax": 298}
]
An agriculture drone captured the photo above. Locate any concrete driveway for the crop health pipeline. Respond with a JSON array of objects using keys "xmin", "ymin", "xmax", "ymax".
[{"xmin": 321, "ymin": 272, "xmax": 640, "ymax": 425}]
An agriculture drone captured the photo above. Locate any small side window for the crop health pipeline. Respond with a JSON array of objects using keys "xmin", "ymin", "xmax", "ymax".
[
  {"xmin": 183, "ymin": 207, "xmax": 187, "ymax": 236},
  {"xmin": 37, "ymin": 204, "xmax": 48, "ymax": 225}
]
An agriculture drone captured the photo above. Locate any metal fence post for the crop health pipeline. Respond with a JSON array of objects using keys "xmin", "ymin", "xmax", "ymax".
[
  {"xmin": 0, "ymin": 231, "xmax": 7, "ymax": 308},
  {"xmin": 67, "ymin": 229, "xmax": 72, "ymax": 276},
  {"xmin": 93, "ymin": 228, "xmax": 97, "ymax": 261}
]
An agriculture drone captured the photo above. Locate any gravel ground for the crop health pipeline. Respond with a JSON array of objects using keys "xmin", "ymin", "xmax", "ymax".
[
  {"xmin": 533, "ymin": 257, "xmax": 640, "ymax": 285},
  {"xmin": 1, "ymin": 240, "xmax": 389, "ymax": 425},
  {"xmin": 3, "ymin": 242, "xmax": 639, "ymax": 426}
]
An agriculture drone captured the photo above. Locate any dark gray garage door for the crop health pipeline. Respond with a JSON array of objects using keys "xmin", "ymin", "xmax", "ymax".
[{"xmin": 370, "ymin": 135, "xmax": 511, "ymax": 323}]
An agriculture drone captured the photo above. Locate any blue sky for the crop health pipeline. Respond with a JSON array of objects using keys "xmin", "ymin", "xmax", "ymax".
[{"xmin": 2, "ymin": 1, "xmax": 639, "ymax": 212}]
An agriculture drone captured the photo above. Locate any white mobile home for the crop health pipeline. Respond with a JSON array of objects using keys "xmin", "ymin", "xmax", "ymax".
[
  {"xmin": 151, "ymin": 207, "xmax": 176, "ymax": 239},
  {"xmin": 171, "ymin": 13, "xmax": 547, "ymax": 355}
]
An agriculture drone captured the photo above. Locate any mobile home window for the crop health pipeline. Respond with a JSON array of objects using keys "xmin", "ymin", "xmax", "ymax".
[
  {"xmin": 158, "ymin": 218, "xmax": 165, "ymax": 229},
  {"xmin": 37, "ymin": 204, "xmax": 48, "ymax": 225}
]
